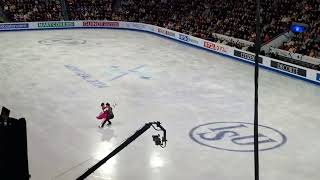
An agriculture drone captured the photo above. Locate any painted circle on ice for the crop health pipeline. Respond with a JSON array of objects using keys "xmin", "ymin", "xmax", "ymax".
[
  {"xmin": 39, "ymin": 38, "xmax": 87, "ymax": 45},
  {"xmin": 189, "ymin": 122, "xmax": 287, "ymax": 152}
]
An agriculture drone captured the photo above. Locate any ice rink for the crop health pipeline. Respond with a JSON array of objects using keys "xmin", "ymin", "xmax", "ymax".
[{"xmin": 0, "ymin": 29, "xmax": 320, "ymax": 180}]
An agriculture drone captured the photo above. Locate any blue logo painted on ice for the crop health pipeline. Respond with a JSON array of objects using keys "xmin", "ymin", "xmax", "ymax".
[
  {"xmin": 317, "ymin": 73, "xmax": 320, "ymax": 81},
  {"xmin": 64, "ymin": 65, "xmax": 108, "ymax": 88},
  {"xmin": 190, "ymin": 122, "xmax": 287, "ymax": 152},
  {"xmin": 106, "ymin": 65, "xmax": 151, "ymax": 81}
]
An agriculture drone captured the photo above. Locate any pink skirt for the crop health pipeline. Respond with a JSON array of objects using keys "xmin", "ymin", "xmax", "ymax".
[{"xmin": 96, "ymin": 111, "xmax": 107, "ymax": 120}]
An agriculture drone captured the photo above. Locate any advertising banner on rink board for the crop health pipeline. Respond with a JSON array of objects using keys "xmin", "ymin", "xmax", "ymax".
[
  {"xmin": 178, "ymin": 34, "xmax": 199, "ymax": 45},
  {"xmin": 83, "ymin": 21, "xmax": 119, "ymax": 28},
  {"xmin": 234, "ymin": 49, "xmax": 263, "ymax": 63},
  {"xmin": 157, "ymin": 28, "xmax": 175, "ymax": 38},
  {"xmin": 38, "ymin": 22, "xmax": 74, "ymax": 28},
  {"xmin": 0, "ymin": 23, "xmax": 28, "ymax": 30},
  {"xmin": 203, "ymin": 41, "xmax": 227, "ymax": 53},
  {"xmin": 270, "ymin": 60, "xmax": 307, "ymax": 77},
  {"xmin": 124, "ymin": 22, "xmax": 147, "ymax": 30}
]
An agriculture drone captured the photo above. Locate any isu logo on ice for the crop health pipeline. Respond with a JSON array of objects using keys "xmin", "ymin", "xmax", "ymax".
[
  {"xmin": 204, "ymin": 41, "xmax": 227, "ymax": 53},
  {"xmin": 190, "ymin": 122, "xmax": 287, "ymax": 152}
]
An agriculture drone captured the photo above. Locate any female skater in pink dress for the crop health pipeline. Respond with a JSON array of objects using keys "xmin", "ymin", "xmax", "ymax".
[{"xmin": 97, "ymin": 103, "xmax": 108, "ymax": 125}]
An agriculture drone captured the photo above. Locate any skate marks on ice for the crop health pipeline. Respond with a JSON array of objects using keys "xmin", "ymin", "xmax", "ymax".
[
  {"xmin": 52, "ymin": 156, "xmax": 115, "ymax": 180},
  {"xmin": 52, "ymin": 157, "xmax": 94, "ymax": 180},
  {"xmin": 39, "ymin": 38, "xmax": 87, "ymax": 46},
  {"xmin": 190, "ymin": 122, "xmax": 287, "ymax": 152},
  {"xmin": 99, "ymin": 127, "xmax": 116, "ymax": 142},
  {"xmin": 53, "ymin": 128, "xmax": 116, "ymax": 180}
]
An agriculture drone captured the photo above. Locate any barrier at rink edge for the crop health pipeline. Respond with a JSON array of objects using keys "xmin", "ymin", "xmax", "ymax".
[
  {"xmin": 0, "ymin": 23, "xmax": 28, "ymax": 29},
  {"xmin": 234, "ymin": 49, "xmax": 263, "ymax": 64},
  {"xmin": 0, "ymin": 21, "xmax": 319, "ymax": 85},
  {"xmin": 178, "ymin": 34, "xmax": 199, "ymax": 45},
  {"xmin": 204, "ymin": 41, "xmax": 228, "ymax": 54},
  {"xmin": 83, "ymin": 21, "xmax": 119, "ymax": 27},
  {"xmin": 157, "ymin": 28, "xmax": 175, "ymax": 38},
  {"xmin": 270, "ymin": 61, "xmax": 307, "ymax": 77},
  {"xmin": 38, "ymin": 22, "xmax": 74, "ymax": 28}
]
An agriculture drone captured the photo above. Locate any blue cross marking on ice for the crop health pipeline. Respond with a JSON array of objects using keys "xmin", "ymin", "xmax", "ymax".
[{"xmin": 107, "ymin": 65, "xmax": 151, "ymax": 81}]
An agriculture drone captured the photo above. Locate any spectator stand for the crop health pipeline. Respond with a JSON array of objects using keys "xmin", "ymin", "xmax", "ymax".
[
  {"xmin": 60, "ymin": 0, "xmax": 69, "ymax": 20},
  {"xmin": 263, "ymin": 21, "xmax": 320, "ymax": 70},
  {"xmin": 211, "ymin": 33, "xmax": 254, "ymax": 51},
  {"xmin": 0, "ymin": 7, "xmax": 8, "ymax": 22},
  {"xmin": 279, "ymin": 22, "xmax": 320, "ymax": 58},
  {"xmin": 65, "ymin": 0, "xmax": 113, "ymax": 20},
  {"xmin": 0, "ymin": 0, "xmax": 63, "ymax": 22}
]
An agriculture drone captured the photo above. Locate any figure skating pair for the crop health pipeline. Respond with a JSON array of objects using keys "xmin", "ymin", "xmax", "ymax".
[{"xmin": 96, "ymin": 102, "xmax": 114, "ymax": 128}]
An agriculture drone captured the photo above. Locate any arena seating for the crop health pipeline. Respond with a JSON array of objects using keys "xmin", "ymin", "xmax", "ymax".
[
  {"xmin": 115, "ymin": 0, "xmax": 320, "ymax": 58},
  {"xmin": 0, "ymin": 0, "xmax": 63, "ymax": 22},
  {"xmin": 114, "ymin": 0, "xmax": 291, "ymax": 43},
  {"xmin": 65, "ymin": 0, "xmax": 113, "ymax": 20},
  {"xmin": 279, "ymin": 21, "xmax": 320, "ymax": 59},
  {"xmin": 1, "ymin": 0, "xmax": 319, "ymax": 69}
]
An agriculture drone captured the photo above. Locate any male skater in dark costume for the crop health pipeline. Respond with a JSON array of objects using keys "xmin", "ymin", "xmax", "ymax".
[{"xmin": 99, "ymin": 103, "xmax": 114, "ymax": 128}]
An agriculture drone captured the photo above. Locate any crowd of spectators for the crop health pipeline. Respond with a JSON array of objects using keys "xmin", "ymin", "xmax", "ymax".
[
  {"xmin": 269, "ymin": 51, "xmax": 320, "ymax": 70},
  {"xmin": 277, "ymin": 0, "xmax": 320, "ymax": 58},
  {"xmin": 206, "ymin": 34, "xmax": 254, "ymax": 51},
  {"xmin": 0, "ymin": 14, "xmax": 5, "ymax": 22},
  {"xmin": 113, "ymin": 0, "xmax": 320, "ymax": 67},
  {"xmin": 0, "ymin": 0, "xmax": 319, "ymax": 67},
  {"xmin": 280, "ymin": 21, "xmax": 320, "ymax": 59},
  {"xmin": 114, "ymin": 0, "xmax": 298, "ymax": 44},
  {"xmin": 0, "ymin": 0, "xmax": 63, "ymax": 22},
  {"xmin": 65, "ymin": 0, "xmax": 112, "ymax": 20}
]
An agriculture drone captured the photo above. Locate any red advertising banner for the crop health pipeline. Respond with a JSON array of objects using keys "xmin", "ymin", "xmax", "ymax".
[
  {"xmin": 204, "ymin": 41, "xmax": 227, "ymax": 53},
  {"xmin": 83, "ymin": 21, "xmax": 119, "ymax": 27}
]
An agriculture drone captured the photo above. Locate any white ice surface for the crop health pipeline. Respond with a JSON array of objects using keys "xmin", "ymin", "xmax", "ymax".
[{"xmin": 0, "ymin": 29, "xmax": 320, "ymax": 180}]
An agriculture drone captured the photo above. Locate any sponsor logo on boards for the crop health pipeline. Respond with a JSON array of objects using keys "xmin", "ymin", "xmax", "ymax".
[
  {"xmin": 179, "ymin": 34, "xmax": 189, "ymax": 41},
  {"xmin": 270, "ymin": 61, "xmax": 306, "ymax": 77},
  {"xmin": 204, "ymin": 41, "xmax": 227, "ymax": 53},
  {"xmin": 179, "ymin": 34, "xmax": 198, "ymax": 44},
  {"xmin": 130, "ymin": 23, "xmax": 146, "ymax": 30},
  {"xmin": 234, "ymin": 50, "xmax": 263, "ymax": 63},
  {"xmin": 38, "ymin": 22, "xmax": 74, "ymax": 28},
  {"xmin": 0, "ymin": 23, "xmax": 28, "ymax": 29},
  {"xmin": 83, "ymin": 21, "xmax": 119, "ymax": 27},
  {"xmin": 157, "ymin": 28, "xmax": 175, "ymax": 37}
]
